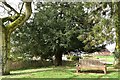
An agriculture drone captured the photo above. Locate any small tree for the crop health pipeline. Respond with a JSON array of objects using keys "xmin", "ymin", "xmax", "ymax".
[
  {"xmin": 1, "ymin": 1, "xmax": 32, "ymax": 75},
  {"xmin": 114, "ymin": 2, "xmax": 120, "ymax": 68}
]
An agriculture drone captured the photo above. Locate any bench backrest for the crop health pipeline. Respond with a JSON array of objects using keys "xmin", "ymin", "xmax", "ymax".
[{"xmin": 79, "ymin": 59, "xmax": 104, "ymax": 66}]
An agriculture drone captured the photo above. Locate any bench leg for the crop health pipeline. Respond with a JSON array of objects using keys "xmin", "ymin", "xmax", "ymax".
[
  {"xmin": 103, "ymin": 67, "xmax": 107, "ymax": 74},
  {"xmin": 76, "ymin": 69, "xmax": 79, "ymax": 73},
  {"xmin": 76, "ymin": 66, "xmax": 79, "ymax": 73},
  {"xmin": 76, "ymin": 65, "xmax": 81, "ymax": 73}
]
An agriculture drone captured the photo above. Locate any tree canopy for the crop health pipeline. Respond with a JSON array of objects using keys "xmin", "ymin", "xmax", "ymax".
[{"xmin": 10, "ymin": 2, "xmax": 115, "ymax": 65}]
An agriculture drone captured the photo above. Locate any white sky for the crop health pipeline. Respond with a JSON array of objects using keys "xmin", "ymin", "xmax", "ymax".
[
  {"xmin": 0, "ymin": 0, "xmax": 22, "ymax": 18},
  {"xmin": 106, "ymin": 43, "xmax": 116, "ymax": 52}
]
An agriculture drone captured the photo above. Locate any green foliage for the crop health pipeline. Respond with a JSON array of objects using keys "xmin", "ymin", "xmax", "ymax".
[
  {"xmin": 66, "ymin": 56, "xmax": 70, "ymax": 60},
  {"xmin": 70, "ymin": 56, "xmax": 80, "ymax": 61},
  {"xmin": 114, "ymin": 49, "xmax": 120, "ymax": 59},
  {"xmin": 11, "ymin": 2, "xmax": 86, "ymax": 60},
  {"xmin": 11, "ymin": 2, "xmax": 116, "ymax": 61},
  {"xmin": 67, "ymin": 55, "xmax": 81, "ymax": 61},
  {"xmin": 77, "ymin": 2, "xmax": 115, "ymax": 52}
]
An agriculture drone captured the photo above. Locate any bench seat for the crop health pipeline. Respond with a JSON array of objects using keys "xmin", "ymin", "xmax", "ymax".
[{"xmin": 76, "ymin": 59, "xmax": 107, "ymax": 74}]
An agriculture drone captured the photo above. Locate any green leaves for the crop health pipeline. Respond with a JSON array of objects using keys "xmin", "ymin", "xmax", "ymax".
[
  {"xmin": 77, "ymin": 2, "xmax": 115, "ymax": 52},
  {"xmin": 11, "ymin": 2, "xmax": 86, "ymax": 59},
  {"xmin": 11, "ymin": 2, "xmax": 116, "ymax": 59}
]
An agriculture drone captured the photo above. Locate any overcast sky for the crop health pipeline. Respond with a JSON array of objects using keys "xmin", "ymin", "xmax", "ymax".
[{"xmin": 0, "ymin": 0, "xmax": 22, "ymax": 18}]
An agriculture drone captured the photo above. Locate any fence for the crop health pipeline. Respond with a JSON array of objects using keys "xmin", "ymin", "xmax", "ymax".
[{"xmin": 9, "ymin": 60, "xmax": 53, "ymax": 70}]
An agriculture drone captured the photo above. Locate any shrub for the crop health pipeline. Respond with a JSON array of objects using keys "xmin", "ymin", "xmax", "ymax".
[
  {"xmin": 67, "ymin": 56, "xmax": 71, "ymax": 59},
  {"xmin": 113, "ymin": 50, "xmax": 120, "ymax": 59},
  {"xmin": 71, "ymin": 56, "xmax": 80, "ymax": 61}
]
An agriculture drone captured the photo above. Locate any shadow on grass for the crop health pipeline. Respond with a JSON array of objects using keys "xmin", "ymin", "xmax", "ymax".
[{"xmin": 8, "ymin": 68, "xmax": 54, "ymax": 76}]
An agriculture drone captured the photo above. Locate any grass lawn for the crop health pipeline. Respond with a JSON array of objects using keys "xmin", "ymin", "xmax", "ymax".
[
  {"xmin": 0, "ymin": 55, "xmax": 120, "ymax": 79},
  {"xmin": 0, "ymin": 66, "xmax": 119, "ymax": 79},
  {"xmin": 94, "ymin": 55, "xmax": 115, "ymax": 63}
]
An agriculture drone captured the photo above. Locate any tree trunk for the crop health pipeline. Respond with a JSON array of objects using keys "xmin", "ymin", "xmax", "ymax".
[
  {"xmin": 2, "ymin": 30, "xmax": 11, "ymax": 75},
  {"xmin": 54, "ymin": 52, "xmax": 62, "ymax": 66},
  {"xmin": 114, "ymin": 57, "xmax": 120, "ymax": 68},
  {"xmin": 0, "ymin": 19, "xmax": 2, "ymax": 75},
  {"xmin": 0, "ymin": 19, "xmax": 10, "ymax": 75},
  {"xmin": 1, "ymin": 2, "xmax": 32, "ymax": 75},
  {"xmin": 114, "ymin": 2, "xmax": 120, "ymax": 68}
]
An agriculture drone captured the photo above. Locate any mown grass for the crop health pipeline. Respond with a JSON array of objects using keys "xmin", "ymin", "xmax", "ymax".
[
  {"xmin": 1, "ymin": 66, "xmax": 119, "ymax": 78},
  {"xmin": 0, "ymin": 55, "xmax": 119, "ymax": 80},
  {"xmin": 94, "ymin": 55, "xmax": 115, "ymax": 63}
]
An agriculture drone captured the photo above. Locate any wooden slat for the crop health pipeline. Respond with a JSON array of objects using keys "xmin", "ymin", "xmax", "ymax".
[{"xmin": 76, "ymin": 59, "xmax": 107, "ymax": 74}]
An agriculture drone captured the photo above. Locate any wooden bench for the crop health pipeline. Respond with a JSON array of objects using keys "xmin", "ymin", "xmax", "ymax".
[{"xmin": 76, "ymin": 59, "xmax": 107, "ymax": 74}]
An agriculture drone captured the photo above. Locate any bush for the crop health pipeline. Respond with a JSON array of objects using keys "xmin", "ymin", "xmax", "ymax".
[
  {"xmin": 67, "ymin": 56, "xmax": 71, "ymax": 59},
  {"xmin": 71, "ymin": 56, "xmax": 80, "ymax": 61},
  {"xmin": 113, "ymin": 50, "xmax": 120, "ymax": 59}
]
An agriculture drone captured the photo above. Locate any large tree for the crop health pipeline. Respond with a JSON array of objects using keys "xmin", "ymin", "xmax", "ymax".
[
  {"xmin": 11, "ymin": 2, "xmax": 112, "ymax": 66},
  {"xmin": 1, "ymin": 1, "xmax": 32, "ymax": 75},
  {"xmin": 11, "ymin": 2, "xmax": 86, "ymax": 66},
  {"xmin": 10, "ymin": 2, "xmax": 120, "ymax": 68}
]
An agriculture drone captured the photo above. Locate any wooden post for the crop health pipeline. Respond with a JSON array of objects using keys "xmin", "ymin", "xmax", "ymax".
[{"xmin": 0, "ymin": 18, "xmax": 2, "ymax": 75}]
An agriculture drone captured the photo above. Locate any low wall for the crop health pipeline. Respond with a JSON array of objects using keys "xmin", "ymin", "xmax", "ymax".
[
  {"xmin": 9, "ymin": 60, "xmax": 53, "ymax": 70},
  {"xmin": 9, "ymin": 60, "xmax": 76, "ymax": 71}
]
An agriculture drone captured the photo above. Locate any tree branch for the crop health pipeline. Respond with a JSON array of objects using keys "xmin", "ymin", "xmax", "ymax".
[
  {"xmin": 5, "ymin": 2, "xmax": 32, "ymax": 34},
  {"xmin": 20, "ymin": 3, "xmax": 24, "ymax": 14},
  {"xmin": 2, "ymin": 14, "xmax": 20, "ymax": 23},
  {"xmin": 2, "ymin": 2, "xmax": 19, "ymax": 14}
]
